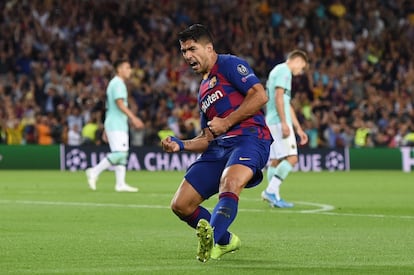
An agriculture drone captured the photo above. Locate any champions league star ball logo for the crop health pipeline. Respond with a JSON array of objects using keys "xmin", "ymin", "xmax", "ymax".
[
  {"xmin": 325, "ymin": 151, "xmax": 345, "ymax": 171},
  {"xmin": 66, "ymin": 148, "xmax": 88, "ymax": 171}
]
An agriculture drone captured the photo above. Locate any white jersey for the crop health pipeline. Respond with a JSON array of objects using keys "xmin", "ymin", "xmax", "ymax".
[
  {"xmin": 105, "ymin": 76, "xmax": 128, "ymax": 132},
  {"xmin": 265, "ymin": 62, "xmax": 292, "ymax": 126}
]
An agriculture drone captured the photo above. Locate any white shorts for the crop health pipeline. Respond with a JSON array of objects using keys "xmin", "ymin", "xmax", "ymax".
[
  {"xmin": 268, "ymin": 123, "xmax": 297, "ymax": 160},
  {"xmin": 106, "ymin": 131, "xmax": 129, "ymax": 152}
]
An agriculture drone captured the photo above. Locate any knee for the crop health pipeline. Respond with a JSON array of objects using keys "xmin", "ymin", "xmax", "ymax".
[
  {"xmin": 170, "ymin": 198, "xmax": 182, "ymax": 216},
  {"xmin": 287, "ymin": 155, "xmax": 298, "ymax": 166},
  {"xmin": 170, "ymin": 197, "xmax": 190, "ymax": 218},
  {"xmin": 220, "ymin": 175, "xmax": 243, "ymax": 193},
  {"xmin": 107, "ymin": 151, "xmax": 128, "ymax": 165}
]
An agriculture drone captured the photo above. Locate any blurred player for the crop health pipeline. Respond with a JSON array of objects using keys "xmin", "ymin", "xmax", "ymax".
[
  {"xmin": 261, "ymin": 50, "xmax": 309, "ymax": 208},
  {"xmin": 161, "ymin": 24, "xmax": 272, "ymax": 262},
  {"xmin": 85, "ymin": 59, "xmax": 144, "ymax": 192}
]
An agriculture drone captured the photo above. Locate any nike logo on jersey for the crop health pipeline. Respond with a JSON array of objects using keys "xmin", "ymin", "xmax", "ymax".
[{"xmin": 239, "ymin": 157, "xmax": 251, "ymax": 161}]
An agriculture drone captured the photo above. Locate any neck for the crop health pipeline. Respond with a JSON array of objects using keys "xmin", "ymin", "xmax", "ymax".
[
  {"xmin": 203, "ymin": 52, "xmax": 218, "ymax": 79},
  {"xmin": 116, "ymin": 74, "xmax": 125, "ymax": 82}
]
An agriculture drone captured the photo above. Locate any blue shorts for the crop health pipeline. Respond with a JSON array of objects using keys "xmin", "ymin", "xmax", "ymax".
[{"xmin": 185, "ymin": 136, "xmax": 271, "ymax": 199}]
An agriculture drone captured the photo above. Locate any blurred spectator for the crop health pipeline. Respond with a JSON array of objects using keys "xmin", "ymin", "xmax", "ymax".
[
  {"xmin": 67, "ymin": 124, "xmax": 82, "ymax": 146},
  {"xmin": 5, "ymin": 118, "xmax": 24, "ymax": 145},
  {"xmin": 35, "ymin": 115, "xmax": 53, "ymax": 145},
  {"xmin": 50, "ymin": 116, "xmax": 65, "ymax": 144},
  {"xmin": 66, "ymin": 105, "xmax": 83, "ymax": 131},
  {"xmin": 0, "ymin": 0, "xmax": 412, "ymax": 148},
  {"xmin": 81, "ymin": 117, "xmax": 99, "ymax": 145}
]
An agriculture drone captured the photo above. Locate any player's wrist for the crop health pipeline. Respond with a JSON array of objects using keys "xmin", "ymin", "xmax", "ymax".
[
  {"xmin": 223, "ymin": 117, "xmax": 233, "ymax": 131},
  {"xmin": 170, "ymin": 136, "xmax": 184, "ymax": 151}
]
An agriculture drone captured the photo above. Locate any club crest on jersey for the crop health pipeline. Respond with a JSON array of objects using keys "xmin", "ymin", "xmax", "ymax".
[
  {"xmin": 237, "ymin": 64, "xmax": 249, "ymax": 76},
  {"xmin": 208, "ymin": 76, "xmax": 217, "ymax": 89}
]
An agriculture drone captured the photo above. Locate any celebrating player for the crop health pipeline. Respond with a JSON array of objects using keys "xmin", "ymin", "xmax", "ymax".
[
  {"xmin": 161, "ymin": 24, "xmax": 272, "ymax": 262},
  {"xmin": 261, "ymin": 50, "xmax": 309, "ymax": 208}
]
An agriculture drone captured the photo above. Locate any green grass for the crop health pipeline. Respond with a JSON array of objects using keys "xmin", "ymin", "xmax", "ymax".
[{"xmin": 1, "ymin": 170, "xmax": 414, "ymax": 274}]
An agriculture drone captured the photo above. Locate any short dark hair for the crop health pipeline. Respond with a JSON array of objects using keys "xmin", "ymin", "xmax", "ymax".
[
  {"xmin": 287, "ymin": 50, "xmax": 309, "ymax": 64},
  {"xmin": 113, "ymin": 59, "xmax": 129, "ymax": 72},
  {"xmin": 178, "ymin": 24, "xmax": 214, "ymax": 45}
]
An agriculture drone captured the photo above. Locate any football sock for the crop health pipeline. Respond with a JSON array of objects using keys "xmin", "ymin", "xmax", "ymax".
[
  {"xmin": 114, "ymin": 165, "xmax": 126, "ymax": 187},
  {"xmin": 210, "ymin": 192, "xmax": 238, "ymax": 245},
  {"xmin": 268, "ymin": 175, "xmax": 282, "ymax": 200},
  {"xmin": 93, "ymin": 157, "xmax": 111, "ymax": 176},
  {"xmin": 267, "ymin": 160, "xmax": 293, "ymax": 200},
  {"xmin": 276, "ymin": 159, "xmax": 293, "ymax": 180},
  {"xmin": 180, "ymin": 206, "xmax": 211, "ymax": 229},
  {"xmin": 266, "ymin": 165, "xmax": 277, "ymax": 190}
]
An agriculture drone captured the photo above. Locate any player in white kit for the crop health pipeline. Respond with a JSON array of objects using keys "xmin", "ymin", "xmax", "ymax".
[
  {"xmin": 261, "ymin": 50, "xmax": 309, "ymax": 207},
  {"xmin": 86, "ymin": 59, "xmax": 144, "ymax": 192}
]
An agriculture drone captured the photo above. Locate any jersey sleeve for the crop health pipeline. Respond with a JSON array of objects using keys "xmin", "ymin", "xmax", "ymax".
[
  {"xmin": 113, "ymin": 79, "xmax": 127, "ymax": 101},
  {"xmin": 274, "ymin": 66, "xmax": 291, "ymax": 91},
  {"xmin": 222, "ymin": 56, "xmax": 260, "ymax": 95}
]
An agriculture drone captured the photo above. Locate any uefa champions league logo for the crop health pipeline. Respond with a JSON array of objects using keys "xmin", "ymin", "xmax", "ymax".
[
  {"xmin": 325, "ymin": 151, "xmax": 345, "ymax": 171},
  {"xmin": 66, "ymin": 148, "xmax": 88, "ymax": 171}
]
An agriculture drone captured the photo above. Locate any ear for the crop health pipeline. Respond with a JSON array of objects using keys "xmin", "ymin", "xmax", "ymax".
[{"xmin": 206, "ymin": 43, "xmax": 214, "ymax": 52}]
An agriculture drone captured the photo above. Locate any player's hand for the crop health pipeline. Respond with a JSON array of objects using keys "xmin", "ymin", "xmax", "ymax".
[
  {"xmin": 297, "ymin": 128, "xmax": 308, "ymax": 145},
  {"xmin": 161, "ymin": 136, "xmax": 180, "ymax": 152},
  {"xmin": 207, "ymin": 117, "xmax": 231, "ymax": 136},
  {"xmin": 281, "ymin": 123, "xmax": 290, "ymax": 138},
  {"xmin": 131, "ymin": 117, "xmax": 144, "ymax": 129},
  {"xmin": 102, "ymin": 130, "xmax": 108, "ymax": 143}
]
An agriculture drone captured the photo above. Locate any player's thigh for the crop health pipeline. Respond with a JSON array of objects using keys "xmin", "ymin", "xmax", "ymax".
[
  {"xmin": 225, "ymin": 136, "xmax": 271, "ymax": 190},
  {"xmin": 268, "ymin": 124, "xmax": 297, "ymax": 160},
  {"xmin": 106, "ymin": 131, "xmax": 129, "ymax": 151},
  {"xmin": 184, "ymin": 158, "xmax": 227, "ymax": 199},
  {"xmin": 220, "ymin": 164, "xmax": 254, "ymax": 195}
]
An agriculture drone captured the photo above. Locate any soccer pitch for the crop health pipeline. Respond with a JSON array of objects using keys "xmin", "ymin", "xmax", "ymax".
[{"xmin": 1, "ymin": 170, "xmax": 414, "ymax": 274}]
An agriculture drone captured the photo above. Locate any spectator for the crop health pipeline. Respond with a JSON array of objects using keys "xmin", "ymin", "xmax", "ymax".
[
  {"xmin": 5, "ymin": 118, "xmax": 24, "ymax": 145},
  {"xmin": 81, "ymin": 117, "xmax": 99, "ymax": 145},
  {"xmin": 0, "ymin": 0, "xmax": 413, "ymax": 148},
  {"xmin": 35, "ymin": 115, "xmax": 53, "ymax": 145},
  {"xmin": 67, "ymin": 124, "xmax": 82, "ymax": 146}
]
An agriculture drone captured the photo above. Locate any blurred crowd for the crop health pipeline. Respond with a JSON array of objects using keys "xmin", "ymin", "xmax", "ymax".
[{"xmin": 1, "ymin": 0, "xmax": 414, "ymax": 148}]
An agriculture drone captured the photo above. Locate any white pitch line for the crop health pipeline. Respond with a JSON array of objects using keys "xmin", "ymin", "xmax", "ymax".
[
  {"xmin": 293, "ymin": 201, "xmax": 335, "ymax": 213},
  {"xmin": 1, "ymin": 199, "xmax": 414, "ymax": 220},
  {"xmin": 0, "ymin": 199, "xmax": 168, "ymax": 209}
]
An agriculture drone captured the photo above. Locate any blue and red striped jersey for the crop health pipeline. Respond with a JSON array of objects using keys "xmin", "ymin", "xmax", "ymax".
[{"xmin": 198, "ymin": 54, "xmax": 272, "ymax": 140}]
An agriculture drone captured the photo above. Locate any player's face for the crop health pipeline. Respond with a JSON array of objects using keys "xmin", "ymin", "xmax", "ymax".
[
  {"xmin": 291, "ymin": 58, "xmax": 307, "ymax": 76},
  {"xmin": 180, "ymin": 39, "xmax": 211, "ymax": 74},
  {"xmin": 118, "ymin": 62, "xmax": 132, "ymax": 80}
]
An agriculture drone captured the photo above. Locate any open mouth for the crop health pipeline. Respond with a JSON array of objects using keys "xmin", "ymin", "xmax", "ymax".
[{"xmin": 189, "ymin": 61, "xmax": 199, "ymax": 70}]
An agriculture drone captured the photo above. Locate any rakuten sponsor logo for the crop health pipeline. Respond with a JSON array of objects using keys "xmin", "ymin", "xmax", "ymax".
[{"xmin": 201, "ymin": 90, "xmax": 224, "ymax": 113}]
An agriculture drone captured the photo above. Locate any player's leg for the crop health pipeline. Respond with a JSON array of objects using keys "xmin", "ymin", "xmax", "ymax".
[
  {"xmin": 171, "ymin": 179, "xmax": 209, "ymax": 228},
  {"xmin": 266, "ymin": 156, "xmax": 296, "ymax": 207},
  {"xmin": 170, "ymin": 179, "xmax": 213, "ymax": 262},
  {"xmin": 171, "ymin": 157, "xmax": 225, "ymax": 262},
  {"xmin": 263, "ymin": 124, "xmax": 297, "ymax": 207},
  {"xmin": 85, "ymin": 130, "xmax": 118, "ymax": 190},
  {"xmin": 210, "ymin": 136, "xmax": 270, "ymax": 259},
  {"xmin": 108, "ymin": 131, "xmax": 137, "ymax": 192},
  {"xmin": 85, "ymin": 157, "xmax": 110, "ymax": 190},
  {"xmin": 209, "ymin": 164, "xmax": 251, "ymax": 259},
  {"xmin": 114, "ymin": 164, "xmax": 138, "ymax": 192}
]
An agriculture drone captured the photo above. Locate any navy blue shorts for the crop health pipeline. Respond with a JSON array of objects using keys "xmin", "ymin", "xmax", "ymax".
[{"xmin": 185, "ymin": 136, "xmax": 271, "ymax": 199}]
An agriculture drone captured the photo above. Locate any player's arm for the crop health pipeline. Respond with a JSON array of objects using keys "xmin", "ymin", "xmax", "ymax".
[
  {"xmin": 115, "ymin": 98, "xmax": 144, "ymax": 129},
  {"xmin": 161, "ymin": 128, "xmax": 214, "ymax": 153},
  {"xmin": 275, "ymin": 87, "xmax": 290, "ymax": 138},
  {"xmin": 289, "ymin": 104, "xmax": 308, "ymax": 145},
  {"xmin": 208, "ymin": 83, "xmax": 268, "ymax": 135}
]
